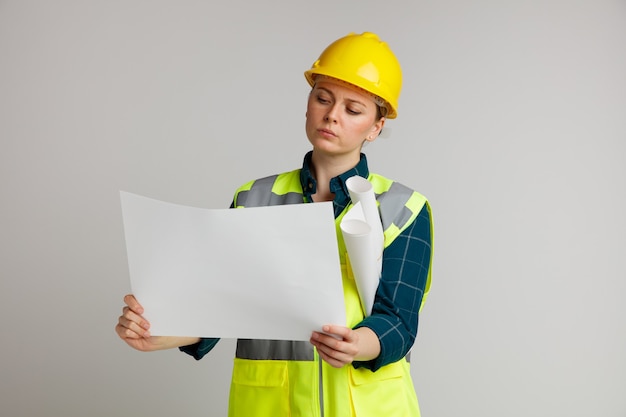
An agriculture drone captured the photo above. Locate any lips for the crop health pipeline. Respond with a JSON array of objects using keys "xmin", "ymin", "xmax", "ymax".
[{"xmin": 318, "ymin": 128, "xmax": 337, "ymax": 138}]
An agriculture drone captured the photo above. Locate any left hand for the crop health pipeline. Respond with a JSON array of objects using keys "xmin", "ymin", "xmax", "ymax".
[
  {"xmin": 311, "ymin": 325, "xmax": 380, "ymax": 368},
  {"xmin": 310, "ymin": 325, "xmax": 358, "ymax": 368}
]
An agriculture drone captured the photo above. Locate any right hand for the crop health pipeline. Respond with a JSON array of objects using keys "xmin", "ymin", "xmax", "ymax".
[
  {"xmin": 115, "ymin": 294, "xmax": 199, "ymax": 352},
  {"xmin": 116, "ymin": 294, "xmax": 160, "ymax": 351}
]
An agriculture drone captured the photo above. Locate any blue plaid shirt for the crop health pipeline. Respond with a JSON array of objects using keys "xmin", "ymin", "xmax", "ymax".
[{"xmin": 181, "ymin": 152, "xmax": 432, "ymax": 371}]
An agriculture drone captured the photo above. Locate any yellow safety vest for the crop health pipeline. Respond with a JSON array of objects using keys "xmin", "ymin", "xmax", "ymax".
[{"xmin": 228, "ymin": 169, "xmax": 432, "ymax": 417}]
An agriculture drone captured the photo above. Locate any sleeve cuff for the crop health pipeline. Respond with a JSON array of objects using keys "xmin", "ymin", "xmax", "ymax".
[{"xmin": 178, "ymin": 338, "xmax": 220, "ymax": 360}]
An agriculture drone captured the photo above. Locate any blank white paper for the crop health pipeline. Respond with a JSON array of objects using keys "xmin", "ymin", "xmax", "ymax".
[{"xmin": 120, "ymin": 191, "xmax": 346, "ymax": 341}]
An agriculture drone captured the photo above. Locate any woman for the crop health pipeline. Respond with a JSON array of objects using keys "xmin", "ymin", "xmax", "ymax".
[{"xmin": 116, "ymin": 32, "xmax": 433, "ymax": 416}]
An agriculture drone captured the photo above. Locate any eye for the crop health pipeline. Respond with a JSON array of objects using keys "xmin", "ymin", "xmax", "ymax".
[
  {"xmin": 316, "ymin": 94, "xmax": 331, "ymax": 104},
  {"xmin": 346, "ymin": 108, "xmax": 361, "ymax": 115}
]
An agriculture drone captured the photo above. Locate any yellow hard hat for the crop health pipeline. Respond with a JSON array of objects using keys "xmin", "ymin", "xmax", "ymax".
[{"xmin": 304, "ymin": 32, "xmax": 402, "ymax": 119}]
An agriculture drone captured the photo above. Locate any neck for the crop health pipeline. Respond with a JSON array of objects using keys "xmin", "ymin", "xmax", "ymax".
[{"xmin": 309, "ymin": 150, "xmax": 360, "ymax": 202}]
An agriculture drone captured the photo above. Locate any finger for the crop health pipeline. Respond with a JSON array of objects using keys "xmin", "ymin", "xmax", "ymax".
[
  {"xmin": 123, "ymin": 294, "xmax": 144, "ymax": 314},
  {"xmin": 314, "ymin": 342, "xmax": 351, "ymax": 368},
  {"xmin": 117, "ymin": 315, "xmax": 150, "ymax": 339},
  {"xmin": 311, "ymin": 333, "xmax": 354, "ymax": 361},
  {"xmin": 315, "ymin": 328, "xmax": 356, "ymax": 353},
  {"xmin": 317, "ymin": 350, "xmax": 342, "ymax": 368},
  {"xmin": 321, "ymin": 325, "xmax": 354, "ymax": 342},
  {"xmin": 122, "ymin": 306, "xmax": 149, "ymax": 327},
  {"xmin": 120, "ymin": 301, "xmax": 149, "ymax": 331},
  {"xmin": 115, "ymin": 322, "xmax": 136, "ymax": 339},
  {"xmin": 115, "ymin": 321, "xmax": 143, "ymax": 340},
  {"xmin": 313, "ymin": 332, "xmax": 344, "ymax": 351}
]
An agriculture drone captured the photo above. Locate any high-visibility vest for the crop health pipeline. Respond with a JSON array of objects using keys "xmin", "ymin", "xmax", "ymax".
[{"xmin": 228, "ymin": 169, "xmax": 432, "ymax": 417}]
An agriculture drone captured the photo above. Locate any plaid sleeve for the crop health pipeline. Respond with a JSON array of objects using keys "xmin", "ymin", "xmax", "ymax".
[{"xmin": 352, "ymin": 203, "xmax": 432, "ymax": 371}]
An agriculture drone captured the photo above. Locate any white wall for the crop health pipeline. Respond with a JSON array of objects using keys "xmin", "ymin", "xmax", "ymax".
[{"xmin": 1, "ymin": 1, "xmax": 625, "ymax": 416}]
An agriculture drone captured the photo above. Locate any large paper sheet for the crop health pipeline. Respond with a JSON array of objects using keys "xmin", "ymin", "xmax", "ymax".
[
  {"xmin": 340, "ymin": 176, "xmax": 384, "ymax": 316},
  {"xmin": 120, "ymin": 191, "xmax": 346, "ymax": 341}
]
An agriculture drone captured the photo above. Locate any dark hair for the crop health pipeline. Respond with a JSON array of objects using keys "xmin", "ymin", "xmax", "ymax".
[{"xmin": 376, "ymin": 105, "xmax": 386, "ymax": 120}]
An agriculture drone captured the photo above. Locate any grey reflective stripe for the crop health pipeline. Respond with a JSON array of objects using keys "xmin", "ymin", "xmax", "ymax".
[
  {"xmin": 235, "ymin": 175, "xmax": 277, "ymax": 207},
  {"xmin": 269, "ymin": 192, "xmax": 305, "ymax": 205},
  {"xmin": 376, "ymin": 181, "xmax": 415, "ymax": 230},
  {"xmin": 236, "ymin": 339, "xmax": 314, "ymax": 361},
  {"xmin": 236, "ymin": 175, "xmax": 304, "ymax": 207}
]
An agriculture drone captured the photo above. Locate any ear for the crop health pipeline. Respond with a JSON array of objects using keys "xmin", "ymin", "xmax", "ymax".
[{"xmin": 366, "ymin": 117, "xmax": 386, "ymax": 142}]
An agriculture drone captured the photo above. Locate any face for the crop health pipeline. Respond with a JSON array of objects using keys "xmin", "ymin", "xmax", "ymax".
[{"xmin": 305, "ymin": 79, "xmax": 384, "ymax": 160}]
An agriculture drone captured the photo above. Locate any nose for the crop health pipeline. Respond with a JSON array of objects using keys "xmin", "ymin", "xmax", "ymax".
[{"xmin": 324, "ymin": 105, "xmax": 339, "ymax": 123}]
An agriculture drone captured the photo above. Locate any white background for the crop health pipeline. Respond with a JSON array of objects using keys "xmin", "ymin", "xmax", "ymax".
[{"xmin": 1, "ymin": 1, "xmax": 625, "ymax": 416}]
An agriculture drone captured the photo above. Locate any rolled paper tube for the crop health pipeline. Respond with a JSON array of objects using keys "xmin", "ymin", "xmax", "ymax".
[
  {"xmin": 345, "ymin": 176, "xmax": 384, "ymax": 255},
  {"xmin": 340, "ymin": 219, "xmax": 379, "ymax": 316},
  {"xmin": 340, "ymin": 175, "xmax": 385, "ymax": 316}
]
